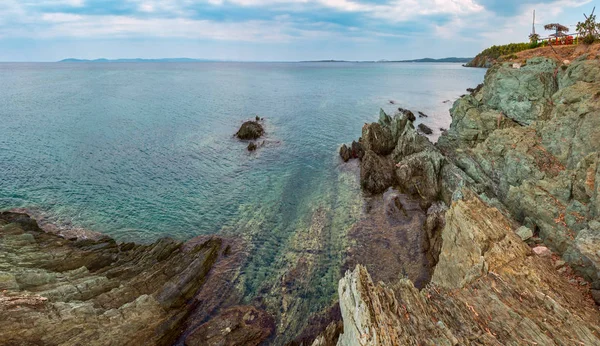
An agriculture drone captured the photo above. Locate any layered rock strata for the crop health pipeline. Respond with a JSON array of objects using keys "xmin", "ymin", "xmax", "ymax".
[{"xmin": 0, "ymin": 212, "xmax": 272, "ymax": 346}]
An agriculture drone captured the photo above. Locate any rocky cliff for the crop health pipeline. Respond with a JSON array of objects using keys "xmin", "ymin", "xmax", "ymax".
[{"xmin": 326, "ymin": 55, "xmax": 600, "ymax": 345}]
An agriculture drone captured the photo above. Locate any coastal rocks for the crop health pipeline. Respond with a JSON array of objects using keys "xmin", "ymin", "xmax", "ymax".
[
  {"xmin": 417, "ymin": 111, "xmax": 428, "ymax": 118},
  {"xmin": 480, "ymin": 57, "xmax": 558, "ymax": 125},
  {"xmin": 0, "ymin": 211, "xmax": 245, "ymax": 346},
  {"xmin": 351, "ymin": 140, "xmax": 365, "ymax": 159},
  {"xmin": 339, "ymin": 144, "xmax": 352, "ymax": 162},
  {"xmin": 360, "ymin": 150, "xmax": 396, "ymax": 194},
  {"xmin": 333, "ymin": 193, "xmax": 600, "ymax": 345},
  {"xmin": 248, "ymin": 142, "xmax": 257, "ymax": 151},
  {"xmin": 361, "ymin": 122, "xmax": 394, "ymax": 156},
  {"xmin": 236, "ymin": 120, "xmax": 264, "ymax": 140},
  {"xmin": 339, "ymin": 141, "xmax": 365, "ymax": 162},
  {"xmin": 184, "ymin": 306, "xmax": 275, "ymax": 346},
  {"xmin": 325, "ymin": 48, "xmax": 600, "ymax": 346},
  {"xmin": 417, "ymin": 123, "xmax": 433, "ymax": 135},
  {"xmin": 398, "ymin": 107, "xmax": 416, "ymax": 122}
]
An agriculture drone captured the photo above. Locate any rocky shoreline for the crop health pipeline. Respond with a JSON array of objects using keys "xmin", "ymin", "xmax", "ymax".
[
  {"xmin": 323, "ymin": 54, "xmax": 600, "ymax": 345},
  {"xmin": 2, "ymin": 54, "xmax": 600, "ymax": 345}
]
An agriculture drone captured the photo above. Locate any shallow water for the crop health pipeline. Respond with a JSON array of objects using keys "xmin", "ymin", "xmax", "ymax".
[{"xmin": 0, "ymin": 61, "xmax": 485, "ymax": 342}]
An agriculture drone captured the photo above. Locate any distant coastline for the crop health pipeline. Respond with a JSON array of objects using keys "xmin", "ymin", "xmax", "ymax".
[{"xmin": 59, "ymin": 57, "xmax": 473, "ymax": 63}]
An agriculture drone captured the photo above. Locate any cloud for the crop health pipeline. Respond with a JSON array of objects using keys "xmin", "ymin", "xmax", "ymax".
[{"xmin": 0, "ymin": 0, "xmax": 596, "ymax": 60}]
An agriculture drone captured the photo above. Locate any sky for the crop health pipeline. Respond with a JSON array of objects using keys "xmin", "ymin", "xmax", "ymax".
[{"xmin": 0, "ymin": 0, "xmax": 595, "ymax": 61}]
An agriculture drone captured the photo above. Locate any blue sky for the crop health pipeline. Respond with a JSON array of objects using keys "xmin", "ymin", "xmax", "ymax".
[{"xmin": 0, "ymin": 0, "xmax": 595, "ymax": 61}]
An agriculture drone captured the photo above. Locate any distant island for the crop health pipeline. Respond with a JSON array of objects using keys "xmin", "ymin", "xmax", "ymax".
[
  {"xmin": 60, "ymin": 57, "xmax": 473, "ymax": 63},
  {"xmin": 59, "ymin": 58, "xmax": 219, "ymax": 63},
  {"xmin": 384, "ymin": 57, "xmax": 473, "ymax": 63}
]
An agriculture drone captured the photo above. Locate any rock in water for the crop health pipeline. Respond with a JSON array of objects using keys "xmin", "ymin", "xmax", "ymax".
[
  {"xmin": 398, "ymin": 108, "xmax": 416, "ymax": 122},
  {"xmin": 339, "ymin": 144, "xmax": 351, "ymax": 162},
  {"xmin": 351, "ymin": 140, "xmax": 365, "ymax": 159},
  {"xmin": 247, "ymin": 142, "xmax": 257, "ymax": 151},
  {"xmin": 417, "ymin": 123, "xmax": 433, "ymax": 135},
  {"xmin": 417, "ymin": 111, "xmax": 428, "ymax": 118},
  {"xmin": 236, "ymin": 121, "xmax": 264, "ymax": 140}
]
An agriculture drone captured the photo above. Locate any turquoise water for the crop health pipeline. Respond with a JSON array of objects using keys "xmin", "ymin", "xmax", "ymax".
[{"xmin": 0, "ymin": 62, "xmax": 484, "ymax": 242}]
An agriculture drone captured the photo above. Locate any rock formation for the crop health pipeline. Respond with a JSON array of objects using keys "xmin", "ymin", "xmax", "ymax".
[
  {"xmin": 0, "ymin": 212, "xmax": 273, "ymax": 346},
  {"xmin": 236, "ymin": 120, "xmax": 264, "ymax": 140},
  {"xmin": 320, "ymin": 55, "xmax": 600, "ymax": 345}
]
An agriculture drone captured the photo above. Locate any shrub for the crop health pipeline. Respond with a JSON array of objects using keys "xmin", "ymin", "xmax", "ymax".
[{"xmin": 576, "ymin": 8, "xmax": 600, "ymax": 45}]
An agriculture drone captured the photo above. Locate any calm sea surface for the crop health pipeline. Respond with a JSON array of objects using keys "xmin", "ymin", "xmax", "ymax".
[{"xmin": 0, "ymin": 62, "xmax": 484, "ymax": 242}]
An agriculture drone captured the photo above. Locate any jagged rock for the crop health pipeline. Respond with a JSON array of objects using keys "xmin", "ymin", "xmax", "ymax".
[
  {"xmin": 236, "ymin": 121, "xmax": 264, "ymax": 140},
  {"xmin": 559, "ymin": 58, "xmax": 600, "ymax": 88},
  {"xmin": 362, "ymin": 122, "xmax": 394, "ymax": 156},
  {"xmin": 0, "ymin": 212, "xmax": 242, "ymax": 346},
  {"xmin": 417, "ymin": 123, "xmax": 433, "ymax": 135},
  {"xmin": 339, "ymin": 144, "xmax": 351, "ymax": 162},
  {"xmin": 351, "ymin": 140, "xmax": 364, "ymax": 159},
  {"xmin": 398, "ymin": 107, "xmax": 416, "ymax": 122},
  {"xmin": 359, "ymin": 150, "xmax": 396, "ymax": 194},
  {"xmin": 481, "ymin": 57, "xmax": 558, "ymax": 125},
  {"xmin": 516, "ymin": 225, "xmax": 533, "ymax": 240},
  {"xmin": 184, "ymin": 306, "xmax": 275, "ymax": 346},
  {"xmin": 334, "ymin": 193, "xmax": 600, "ymax": 345},
  {"xmin": 421, "ymin": 202, "xmax": 447, "ymax": 269},
  {"xmin": 395, "ymin": 149, "xmax": 444, "ymax": 202}
]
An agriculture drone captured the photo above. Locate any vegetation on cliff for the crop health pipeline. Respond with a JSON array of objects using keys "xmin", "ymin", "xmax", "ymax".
[{"xmin": 465, "ymin": 42, "xmax": 537, "ymax": 67}]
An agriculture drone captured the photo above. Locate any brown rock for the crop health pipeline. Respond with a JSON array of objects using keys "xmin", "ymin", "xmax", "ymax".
[{"xmin": 184, "ymin": 306, "xmax": 275, "ymax": 346}]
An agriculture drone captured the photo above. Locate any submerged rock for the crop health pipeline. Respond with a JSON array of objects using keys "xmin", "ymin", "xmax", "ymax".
[
  {"xmin": 236, "ymin": 121, "xmax": 264, "ymax": 140},
  {"xmin": 516, "ymin": 225, "xmax": 533, "ymax": 241},
  {"xmin": 184, "ymin": 306, "xmax": 275, "ymax": 346},
  {"xmin": 417, "ymin": 111, "xmax": 428, "ymax": 118},
  {"xmin": 248, "ymin": 142, "xmax": 257, "ymax": 151}
]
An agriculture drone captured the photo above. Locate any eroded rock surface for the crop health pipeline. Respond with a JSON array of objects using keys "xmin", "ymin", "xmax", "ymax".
[
  {"xmin": 0, "ymin": 212, "xmax": 271, "ymax": 346},
  {"xmin": 335, "ymin": 194, "xmax": 600, "ymax": 345}
]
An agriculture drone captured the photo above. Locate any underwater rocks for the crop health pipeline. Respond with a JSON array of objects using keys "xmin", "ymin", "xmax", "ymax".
[
  {"xmin": 184, "ymin": 305, "xmax": 275, "ymax": 346},
  {"xmin": 236, "ymin": 120, "xmax": 264, "ymax": 140},
  {"xmin": 0, "ymin": 211, "xmax": 265, "ymax": 346}
]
